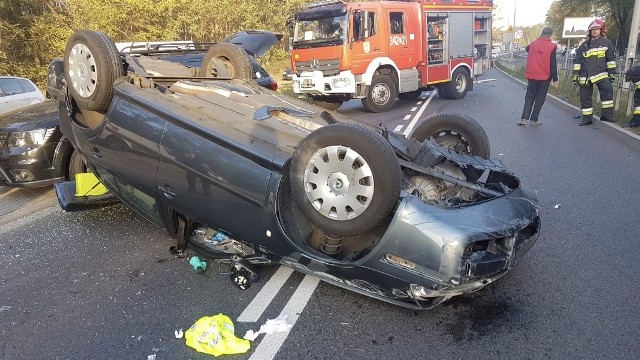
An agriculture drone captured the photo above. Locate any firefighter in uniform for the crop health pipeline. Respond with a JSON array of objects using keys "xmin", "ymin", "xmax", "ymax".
[
  {"xmin": 623, "ymin": 65, "xmax": 640, "ymax": 128},
  {"xmin": 572, "ymin": 19, "xmax": 617, "ymax": 126}
]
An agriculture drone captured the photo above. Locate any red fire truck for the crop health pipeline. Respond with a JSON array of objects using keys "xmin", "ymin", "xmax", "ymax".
[{"xmin": 288, "ymin": 0, "xmax": 493, "ymax": 112}]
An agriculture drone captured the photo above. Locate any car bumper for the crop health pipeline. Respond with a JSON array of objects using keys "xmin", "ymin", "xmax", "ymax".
[
  {"xmin": 0, "ymin": 143, "xmax": 63, "ymax": 187},
  {"xmin": 292, "ymin": 70, "xmax": 356, "ymax": 95}
]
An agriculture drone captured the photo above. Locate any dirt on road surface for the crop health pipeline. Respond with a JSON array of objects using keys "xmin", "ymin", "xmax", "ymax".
[{"xmin": 0, "ymin": 186, "xmax": 56, "ymax": 227}]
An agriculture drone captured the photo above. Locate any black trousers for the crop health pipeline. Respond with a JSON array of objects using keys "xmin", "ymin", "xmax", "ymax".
[
  {"xmin": 579, "ymin": 79, "xmax": 614, "ymax": 121},
  {"xmin": 632, "ymin": 89, "xmax": 640, "ymax": 125},
  {"xmin": 521, "ymin": 79, "xmax": 551, "ymax": 121}
]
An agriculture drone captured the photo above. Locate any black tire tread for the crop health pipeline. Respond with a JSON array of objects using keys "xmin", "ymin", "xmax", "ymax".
[
  {"xmin": 361, "ymin": 74, "xmax": 397, "ymax": 113},
  {"xmin": 198, "ymin": 43, "xmax": 253, "ymax": 81},
  {"xmin": 409, "ymin": 112, "xmax": 490, "ymax": 158}
]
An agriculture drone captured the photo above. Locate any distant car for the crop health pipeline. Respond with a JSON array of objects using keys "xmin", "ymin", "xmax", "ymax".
[
  {"xmin": 282, "ymin": 68, "xmax": 294, "ymax": 81},
  {"xmin": 0, "ymin": 76, "xmax": 45, "ymax": 115},
  {"xmin": 0, "ymin": 100, "xmax": 84, "ymax": 187}
]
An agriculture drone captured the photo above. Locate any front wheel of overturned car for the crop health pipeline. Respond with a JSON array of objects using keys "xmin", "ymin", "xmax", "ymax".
[
  {"xmin": 64, "ymin": 30, "xmax": 124, "ymax": 112},
  {"xmin": 409, "ymin": 112, "xmax": 491, "ymax": 158},
  {"xmin": 290, "ymin": 123, "xmax": 401, "ymax": 237},
  {"xmin": 198, "ymin": 43, "xmax": 253, "ymax": 81}
]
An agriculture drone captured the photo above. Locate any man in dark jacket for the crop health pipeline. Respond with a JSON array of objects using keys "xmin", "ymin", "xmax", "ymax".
[
  {"xmin": 572, "ymin": 19, "xmax": 616, "ymax": 126},
  {"xmin": 623, "ymin": 65, "xmax": 640, "ymax": 128},
  {"xmin": 518, "ymin": 27, "xmax": 558, "ymax": 126}
]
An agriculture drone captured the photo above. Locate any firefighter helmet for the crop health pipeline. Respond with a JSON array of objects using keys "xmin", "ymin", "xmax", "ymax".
[{"xmin": 588, "ymin": 18, "xmax": 605, "ymax": 32}]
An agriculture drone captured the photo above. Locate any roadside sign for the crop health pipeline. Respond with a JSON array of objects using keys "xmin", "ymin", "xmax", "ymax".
[
  {"xmin": 514, "ymin": 29, "xmax": 524, "ymax": 40},
  {"xmin": 562, "ymin": 17, "xmax": 596, "ymax": 38}
]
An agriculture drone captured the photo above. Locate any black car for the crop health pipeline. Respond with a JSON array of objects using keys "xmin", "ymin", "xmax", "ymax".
[
  {"xmin": 50, "ymin": 30, "xmax": 541, "ymax": 309},
  {"xmin": 0, "ymin": 100, "xmax": 84, "ymax": 187}
]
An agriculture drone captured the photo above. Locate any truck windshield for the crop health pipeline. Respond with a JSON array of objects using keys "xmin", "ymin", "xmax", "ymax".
[{"xmin": 292, "ymin": 15, "xmax": 347, "ymax": 48}]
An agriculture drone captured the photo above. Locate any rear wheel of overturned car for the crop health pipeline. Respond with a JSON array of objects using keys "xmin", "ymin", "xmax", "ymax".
[
  {"xmin": 361, "ymin": 74, "xmax": 397, "ymax": 113},
  {"xmin": 64, "ymin": 30, "xmax": 124, "ymax": 112},
  {"xmin": 290, "ymin": 123, "xmax": 401, "ymax": 237},
  {"xmin": 409, "ymin": 112, "xmax": 491, "ymax": 158},
  {"xmin": 66, "ymin": 149, "xmax": 86, "ymax": 181},
  {"xmin": 198, "ymin": 43, "xmax": 253, "ymax": 81}
]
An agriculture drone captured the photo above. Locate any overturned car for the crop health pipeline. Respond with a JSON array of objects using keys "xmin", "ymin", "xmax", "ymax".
[{"xmin": 49, "ymin": 30, "xmax": 540, "ymax": 309}]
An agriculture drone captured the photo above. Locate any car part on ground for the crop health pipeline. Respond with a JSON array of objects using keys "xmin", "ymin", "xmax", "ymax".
[{"xmin": 51, "ymin": 30, "xmax": 541, "ymax": 309}]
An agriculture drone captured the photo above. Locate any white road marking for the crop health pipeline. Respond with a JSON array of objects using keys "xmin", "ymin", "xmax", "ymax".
[
  {"xmin": 249, "ymin": 275, "xmax": 321, "ymax": 360},
  {"xmin": 417, "ymin": 101, "xmax": 423, "ymax": 105},
  {"xmin": 403, "ymin": 114, "xmax": 411, "ymax": 121},
  {"xmin": 410, "ymin": 107, "xmax": 418, "ymax": 112},
  {"xmin": 403, "ymin": 90, "xmax": 437, "ymax": 136},
  {"xmin": 475, "ymin": 78, "xmax": 496, "ymax": 84},
  {"xmin": 394, "ymin": 125, "xmax": 404, "ymax": 133},
  {"xmin": 0, "ymin": 206, "xmax": 58, "ymax": 236},
  {"xmin": 237, "ymin": 266, "xmax": 295, "ymax": 322}
]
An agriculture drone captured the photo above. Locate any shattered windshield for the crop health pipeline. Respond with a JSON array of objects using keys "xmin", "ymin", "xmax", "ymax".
[{"xmin": 292, "ymin": 15, "xmax": 347, "ymax": 47}]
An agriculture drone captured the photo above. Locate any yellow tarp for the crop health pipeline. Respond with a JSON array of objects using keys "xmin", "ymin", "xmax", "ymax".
[{"xmin": 74, "ymin": 173, "xmax": 108, "ymax": 196}]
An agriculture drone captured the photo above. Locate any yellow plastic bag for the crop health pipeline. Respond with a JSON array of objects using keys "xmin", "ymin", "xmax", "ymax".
[
  {"xmin": 185, "ymin": 314, "xmax": 250, "ymax": 356},
  {"xmin": 74, "ymin": 173, "xmax": 108, "ymax": 196}
]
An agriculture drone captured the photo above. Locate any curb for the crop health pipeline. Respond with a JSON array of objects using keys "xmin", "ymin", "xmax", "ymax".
[{"xmin": 494, "ymin": 65, "xmax": 640, "ymax": 152}]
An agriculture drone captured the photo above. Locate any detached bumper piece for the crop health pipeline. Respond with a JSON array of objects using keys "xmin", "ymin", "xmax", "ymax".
[{"xmin": 54, "ymin": 176, "xmax": 119, "ymax": 211}]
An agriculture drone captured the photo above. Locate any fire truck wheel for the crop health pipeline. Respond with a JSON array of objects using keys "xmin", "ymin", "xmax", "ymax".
[
  {"xmin": 444, "ymin": 67, "xmax": 471, "ymax": 99},
  {"xmin": 64, "ymin": 30, "xmax": 124, "ymax": 112},
  {"xmin": 408, "ymin": 112, "xmax": 490, "ymax": 158},
  {"xmin": 198, "ymin": 43, "xmax": 253, "ymax": 81},
  {"xmin": 290, "ymin": 122, "xmax": 401, "ymax": 236},
  {"xmin": 435, "ymin": 84, "xmax": 450, "ymax": 99},
  {"xmin": 361, "ymin": 75, "xmax": 396, "ymax": 112}
]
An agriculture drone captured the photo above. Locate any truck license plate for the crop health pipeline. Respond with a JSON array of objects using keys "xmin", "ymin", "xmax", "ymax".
[{"xmin": 301, "ymin": 79, "xmax": 314, "ymax": 88}]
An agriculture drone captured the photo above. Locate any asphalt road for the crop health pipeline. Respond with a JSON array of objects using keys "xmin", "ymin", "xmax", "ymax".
[{"xmin": 1, "ymin": 68, "xmax": 639, "ymax": 360}]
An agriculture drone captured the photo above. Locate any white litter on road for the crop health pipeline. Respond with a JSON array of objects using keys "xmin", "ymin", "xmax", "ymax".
[
  {"xmin": 554, "ymin": 204, "xmax": 561, "ymax": 209},
  {"xmin": 244, "ymin": 314, "xmax": 293, "ymax": 341}
]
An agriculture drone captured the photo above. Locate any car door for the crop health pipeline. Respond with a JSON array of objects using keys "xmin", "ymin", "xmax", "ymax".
[
  {"xmin": 84, "ymin": 96, "xmax": 167, "ymax": 228},
  {"xmin": 157, "ymin": 121, "xmax": 273, "ymax": 241}
]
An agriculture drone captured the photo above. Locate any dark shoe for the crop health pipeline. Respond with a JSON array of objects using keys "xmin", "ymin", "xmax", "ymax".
[
  {"xmin": 517, "ymin": 119, "xmax": 527, "ymax": 126},
  {"xmin": 600, "ymin": 117, "xmax": 615, "ymax": 122},
  {"xmin": 530, "ymin": 120, "xmax": 542, "ymax": 126},
  {"xmin": 579, "ymin": 120, "xmax": 593, "ymax": 126}
]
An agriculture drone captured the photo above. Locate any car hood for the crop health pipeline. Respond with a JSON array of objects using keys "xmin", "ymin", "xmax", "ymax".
[
  {"xmin": 223, "ymin": 30, "xmax": 283, "ymax": 58},
  {"xmin": 0, "ymin": 100, "xmax": 58, "ymax": 131}
]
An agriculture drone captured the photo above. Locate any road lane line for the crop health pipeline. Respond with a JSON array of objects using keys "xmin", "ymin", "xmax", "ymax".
[
  {"xmin": 0, "ymin": 206, "xmax": 58, "ymax": 235},
  {"xmin": 403, "ymin": 90, "xmax": 437, "ymax": 137},
  {"xmin": 394, "ymin": 125, "xmax": 404, "ymax": 133},
  {"xmin": 237, "ymin": 266, "xmax": 295, "ymax": 322},
  {"xmin": 249, "ymin": 275, "xmax": 320, "ymax": 360},
  {"xmin": 410, "ymin": 106, "xmax": 417, "ymax": 112},
  {"xmin": 403, "ymin": 114, "xmax": 411, "ymax": 121}
]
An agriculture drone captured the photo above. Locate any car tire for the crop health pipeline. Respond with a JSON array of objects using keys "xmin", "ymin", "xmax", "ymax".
[
  {"xmin": 198, "ymin": 43, "xmax": 253, "ymax": 81},
  {"xmin": 66, "ymin": 149, "xmax": 86, "ymax": 181},
  {"xmin": 361, "ymin": 74, "xmax": 396, "ymax": 113},
  {"xmin": 64, "ymin": 30, "xmax": 123, "ymax": 112},
  {"xmin": 408, "ymin": 112, "xmax": 490, "ymax": 158},
  {"xmin": 290, "ymin": 123, "xmax": 401, "ymax": 236},
  {"xmin": 443, "ymin": 67, "xmax": 471, "ymax": 99}
]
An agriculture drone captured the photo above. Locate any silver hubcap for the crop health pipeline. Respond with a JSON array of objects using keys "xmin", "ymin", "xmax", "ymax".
[
  {"xmin": 371, "ymin": 83, "xmax": 390, "ymax": 105},
  {"xmin": 455, "ymin": 74, "xmax": 466, "ymax": 93},
  {"xmin": 303, "ymin": 145, "xmax": 374, "ymax": 221},
  {"xmin": 68, "ymin": 43, "xmax": 97, "ymax": 98}
]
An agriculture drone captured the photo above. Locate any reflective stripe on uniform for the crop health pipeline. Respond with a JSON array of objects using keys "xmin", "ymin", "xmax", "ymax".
[
  {"xmin": 601, "ymin": 100, "xmax": 614, "ymax": 109},
  {"xmin": 635, "ymin": 80, "xmax": 640, "ymax": 90},
  {"xmin": 573, "ymin": 64, "xmax": 581, "ymax": 71},
  {"xmin": 582, "ymin": 108, "xmax": 593, "ymax": 115},
  {"xmin": 584, "ymin": 46, "xmax": 607, "ymax": 58},
  {"xmin": 634, "ymin": 106, "xmax": 640, "ymax": 115},
  {"xmin": 590, "ymin": 72, "xmax": 609, "ymax": 82},
  {"xmin": 607, "ymin": 61, "xmax": 616, "ymax": 69}
]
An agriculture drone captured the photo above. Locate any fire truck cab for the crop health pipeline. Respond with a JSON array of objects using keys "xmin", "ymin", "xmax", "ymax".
[{"xmin": 289, "ymin": 0, "xmax": 493, "ymax": 112}]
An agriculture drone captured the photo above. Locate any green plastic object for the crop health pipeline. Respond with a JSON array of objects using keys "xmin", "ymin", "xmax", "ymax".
[{"xmin": 189, "ymin": 256, "xmax": 207, "ymax": 273}]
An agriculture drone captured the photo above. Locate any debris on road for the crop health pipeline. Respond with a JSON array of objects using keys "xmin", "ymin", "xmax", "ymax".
[
  {"xmin": 243, "ymin": 314, "xmax": 293, "ymax": 341},
  {"xmin": 189, "ymin": 256, "xmax": 207, "ymax": 274},
  {"xmin": 554, "ymin": 204, "xmax": 562, "ymax": 209},
  {"xmin": 175, "ymin": 329, "xmax": 184, "ymax": 339},
  {"xmin": 0, "ymin": 305, "xmax": 11, "ymax": 312}
]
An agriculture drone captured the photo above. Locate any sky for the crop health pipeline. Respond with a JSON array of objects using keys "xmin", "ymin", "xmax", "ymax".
[{"xmin": 492, "ymin": 0, "xmax": 557, "ymax": 29}]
